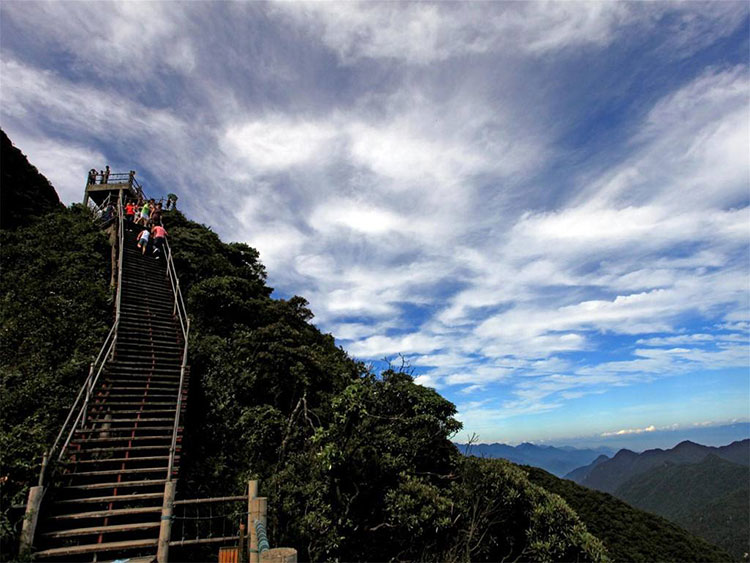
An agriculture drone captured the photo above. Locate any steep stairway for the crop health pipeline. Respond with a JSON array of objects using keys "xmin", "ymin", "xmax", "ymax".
[{"xmin": 32, "ymin": 226, "xmax": 189, "ymax": 561}]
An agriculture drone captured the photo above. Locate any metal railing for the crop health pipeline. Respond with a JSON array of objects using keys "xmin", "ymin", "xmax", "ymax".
[
  {"xmin": 87, "ymin": 171, "xmax": 141, "ymax": 189},
  {"xmin": 37, "ymin": 193, "xmax": 126, "ymax": 487},
  {"xmin": 164, "ymin": 234, "xmax": 190, "ymax": 481},
  {"xmin": 170, "ymin": 496, "xmax": 247, "ymax": 548}
]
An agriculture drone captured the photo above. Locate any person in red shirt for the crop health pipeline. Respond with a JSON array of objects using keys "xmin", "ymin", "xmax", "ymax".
[
  {"xmin": 151, "ymin": 224, "xmax": 167, "ymax": 259},
  {"xmin": 125, "ymin": 201, "xmax": 136, "ymax": 228}
]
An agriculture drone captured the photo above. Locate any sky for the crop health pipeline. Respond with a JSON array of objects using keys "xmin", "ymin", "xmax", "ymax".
[{"xmin": 1, "ymin": 1, "xmax": 749, "ymax": 450}]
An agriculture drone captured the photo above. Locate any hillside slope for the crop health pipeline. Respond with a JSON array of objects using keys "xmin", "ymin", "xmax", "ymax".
[
  {"xmin": 565, "ymin": 454, "xmax": 610, "ymax": 482},
  {"xmin": 0, "ymin": 128, "xmax": 61, "ymax": 229},
  {"xmin": 615, "ymin": 454, "xmax": 749, "ymax": 560},
  {"xmin": 524, "ymin": 466, "xmax": 733, "ymax": 562}
]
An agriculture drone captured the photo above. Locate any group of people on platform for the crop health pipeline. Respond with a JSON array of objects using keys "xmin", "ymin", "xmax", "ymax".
[
  {"xmin": 88, "ymin": 167, "xmax": 138, "ymax": 186},
  {"xmin": 88, "ymin": 166, "xmax": 110, "ymax": 185},
  {"xmin": 124, "ymin": 198, "xmax": 169, "ymax": 259}
]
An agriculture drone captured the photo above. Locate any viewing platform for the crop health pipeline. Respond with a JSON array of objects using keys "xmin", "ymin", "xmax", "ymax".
[{"xmin": 83, "ymin": 170, "xmax": 142, "ymax": 208}]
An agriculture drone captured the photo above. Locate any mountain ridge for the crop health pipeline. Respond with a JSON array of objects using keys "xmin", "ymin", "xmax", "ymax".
[
  {"xmin": 456, "ymin": 441, "xmax": 615, "ymax": 477},
  {"xmin": 573, "ymin": 438, "xmax": 749, "ymax": 493}
]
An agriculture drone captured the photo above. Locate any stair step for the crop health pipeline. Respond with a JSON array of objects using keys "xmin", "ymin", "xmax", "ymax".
[
  {"xmin": 104, "ymin": 369, "xmax": 185, "ymax": 376},
  {"xmin": 40, "ymin": 520, "xmax": 161, "ymax": 539},
  {"xmin": 118, "ymin": 341, "xmax": 182, "ymax": 350},
  {"xmin": 89, "ymin": 401, "xmax": 177, "ymax": 407},
  {"xmin": 83, "ymin": 416, "xmax": 185, "ymax": 426},
  {"xmin": 63, "ymin": 479, "xmax": 166, "ymax": 491},
  {"xmin": 90, "ymin": 393, "xmax": 181, "ymax": 401},
  {"xmin": 104, "ymin": 373, "xmax": 187, "ymax": 381},
  {"xmin": 118, "ymin": 316, "xmax": 175, "ymax": 324},
  {"xmin": 121, "ymin": 289, "xmax": 173, "ymax": 300},
  {"xmin": 33, "ymin": 537, "xmax": 158, "ymax": 558},
  {"xmin": 48, "ymin": 505, "xmax": 163, "ymax": 520},
  {"xmin": 69, "ymin": 466, "xmax": 169, "ymax": 478},
  {"xmin": 54, "ymin": 492, "xmax": 164, "ymax": 505},
  {"xmin": 120, "ymin": 301, "xmax": 173, "ymax": 310},
  {"xmin": 119, "ymin": 314, "xmax": 178, "ymax": 324},
  {"xmin": 109, "ymin": 363, "xmax": 184, "ymax": 371},
  {"xmin": 115, "ymin": 349, "xmax": 183, "ymax": 358},
  {"xmin": 71, "ymin": 444, "xmax": 179, "ymax": 454},
  {"xmin": 85, "ymin": 417, "xmax": 174, "ymax": 424},
  {"xmin": 97, "ymin": 385, "xmax": 179, "ymax": 392},
  {"xmin": 77, "ymin": 426, "xmax": 176, "ymax": 434},
  {"xmin": 117, "ymin": 337, "xmax": 182, "ymax": 347},
  {"xmin": 73, "ymin": 436, "xmax": 172, "ymax": 445},
  {"xmin": 94, "ymin": 391, "xmax": 180, "ymax": 398},
  {"xmin": 62, "ymin": 455, "xmax": 175, "ymax": 465}
]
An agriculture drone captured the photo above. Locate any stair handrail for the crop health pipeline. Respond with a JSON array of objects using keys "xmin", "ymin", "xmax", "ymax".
[
  {"xmin": 163, "ymin": 235, "xmax": 189, "ymax": 480},
  {"xmin": 37, "ymin": 194, "xmax": 126, "ymax": 488}
]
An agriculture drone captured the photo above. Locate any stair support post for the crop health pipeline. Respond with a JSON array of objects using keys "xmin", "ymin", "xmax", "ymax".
[
  {"xmin": 157, "ymin": 479, "xmax": 177, "ymax": 563},
  {"xmin": 19, "ymin": 484, "xmax": 45, "ymax": 555}
]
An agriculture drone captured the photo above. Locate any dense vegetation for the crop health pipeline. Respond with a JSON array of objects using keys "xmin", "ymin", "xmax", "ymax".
[
  {"xmin": 615, "ymin": 455, "xmax": 749, "ymax": 560},
  {"xmin": 0, "ymin": 207, "xmax": 112, "ymax": 556},
  {"xmin": 524, "ymin": 466, "xmax": 734, "ymax": 562},
  {"xmin": 0, "ymin": 143, "xmax": 607, "ymax": 561}
]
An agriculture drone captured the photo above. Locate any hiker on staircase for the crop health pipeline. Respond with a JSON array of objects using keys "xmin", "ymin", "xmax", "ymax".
[
  {"xmin": 151, "ymin": 224, "xmax": 167, "ymax": 260},
  {"xmin": 136, "ymin": 227, "xmax": 150, "ymax": 255}
]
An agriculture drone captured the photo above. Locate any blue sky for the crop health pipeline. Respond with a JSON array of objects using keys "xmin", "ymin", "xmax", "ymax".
[{"xmin": 2, "ymin": 1, "xmax": 748, "ymax": 449}]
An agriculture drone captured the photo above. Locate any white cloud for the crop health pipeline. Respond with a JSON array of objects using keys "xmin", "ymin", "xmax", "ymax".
[
  {"xmin": 2, "ymin": 1, "xmax": 196, "ymax": 77},
  {"xmin": 222, "ymin": 118, "xmax": 338, "ymax": 173},
  {"xmin": 274, "ymin": 2, "xmax": 745, "ymax": 65},
  {"xmin": 309, "ymin": 199, "xmax": 403, "ymax": 235},
  {"xmin": 602, "ymin": 425, "xmax": 657, "ymax": 437}
]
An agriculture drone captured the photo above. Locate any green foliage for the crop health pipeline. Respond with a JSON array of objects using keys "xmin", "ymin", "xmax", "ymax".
[
  {"xmin": 524, "ymin": 465, "xmax": 734, "ymax": 562},
  {"xmin": 0, "ymin": 205, "xmax": 111, "ymax": 555},
  {"xmin": 268, "ymin": 370, "xmax": 461, "ymax": 560},
  {"xmin": 449, "ymin": 458, "xmax": 608, "ymax": 563}
]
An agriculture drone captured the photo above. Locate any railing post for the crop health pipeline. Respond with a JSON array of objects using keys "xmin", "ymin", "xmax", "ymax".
[
  {"xmin": 249, "ymin": 480, "xmax": 258, "ymax": 563},
  {"xmin": 37, "ymin": 453, "xmax": 48, "ymax": 488},
  {"xmin": 157, "ymin": 480, "xmax": 177, "ymax": 563}
]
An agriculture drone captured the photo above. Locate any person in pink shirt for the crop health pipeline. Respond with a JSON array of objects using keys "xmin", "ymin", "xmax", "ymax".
[{"xmin": 151, "ymin": 224, "xmax": 167, "ymax": 259}]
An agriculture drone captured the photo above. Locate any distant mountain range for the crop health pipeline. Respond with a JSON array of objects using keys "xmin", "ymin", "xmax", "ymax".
[
  {"xmin": 567, "ymin": 439, "xmax": 749, "ymax": 492},
  {"xmin": 565, "ymin": 439, "xmax": 750, "ymax": 560},
  {"xmin": 455, "ymin": 441, "xmax": 615, "ymax": 476}
]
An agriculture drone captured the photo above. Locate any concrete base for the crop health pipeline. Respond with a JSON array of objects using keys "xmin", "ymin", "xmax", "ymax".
[
  {"xmin": 19, "ymin": 485, "xmax": 45, "ymax": 554},
  {"xmin": 261, "ymin": 548, "xmax": 297, "ymax": 563}
]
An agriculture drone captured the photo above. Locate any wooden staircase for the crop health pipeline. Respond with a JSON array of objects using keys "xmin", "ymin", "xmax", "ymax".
[{"xmin": 32, "ymin": 226, "xmax": 189, "ymax": 562}]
